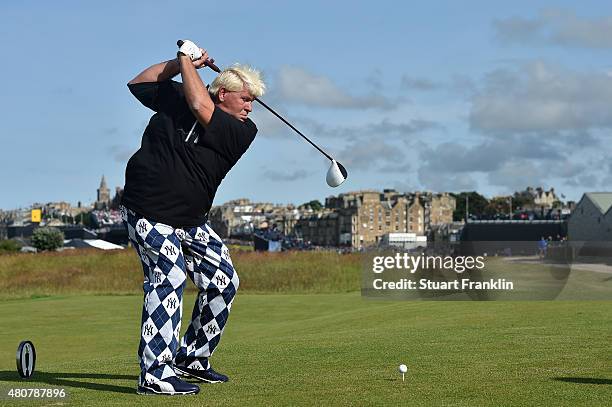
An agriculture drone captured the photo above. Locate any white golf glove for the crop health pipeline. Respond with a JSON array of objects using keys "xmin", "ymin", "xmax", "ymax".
[{"xmin": 178, "ymin": 40, "xmax": 202, "ymax": 61}]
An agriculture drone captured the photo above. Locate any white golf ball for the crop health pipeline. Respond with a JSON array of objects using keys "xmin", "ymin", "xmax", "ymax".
[{"xmin": 399, "ymin": 364, "xmax": 408, "ymax": 373}]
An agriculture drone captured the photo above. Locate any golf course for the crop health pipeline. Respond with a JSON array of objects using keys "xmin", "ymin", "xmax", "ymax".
[{"xmin": 0, "ymin": 249, "xmax": 610, "ymax": 406}]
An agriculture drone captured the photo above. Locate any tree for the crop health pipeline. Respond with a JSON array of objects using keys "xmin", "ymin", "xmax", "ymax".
[
  {"xmin": 484, "ymin": 197, "xmax": 512, "ymax": 218},
  {"xmin": 302, "ymin": 200, "xmax": 323, "ymax": 211},
  {"xmin": 512, "ymin": 189, "xmax": 535, "ymax": 210},
  {"xmin": 452, "ymin": 192, "xmax": 489, "ymax": 221},
  {"xmin": 31, "ymin": 227, "xmax": 64, "ymax": 251},
  {"xmin": 76, "ymin": 211, "xmax": 95, "ymax": 228}
]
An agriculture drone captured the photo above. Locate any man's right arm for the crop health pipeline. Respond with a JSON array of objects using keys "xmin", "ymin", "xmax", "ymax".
[
  {"xmin": 178, "ymin": 53, "xmax": 215, "ymax": 126},
  {"xmin": 127, "ymin": 45, "xmax": 211, "ymax": 112},
  {"xmin": 128, "ymin": 59, "xmax": 181, "ymax": 85}
]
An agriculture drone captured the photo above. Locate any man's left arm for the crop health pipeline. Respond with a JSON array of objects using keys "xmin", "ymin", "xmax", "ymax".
[{"xmin": 128, "ymin": 59, "xmax": 181, "ymax": 85}]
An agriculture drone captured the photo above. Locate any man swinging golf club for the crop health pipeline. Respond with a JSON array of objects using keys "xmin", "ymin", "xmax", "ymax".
[{"xmin": 120, "ymin": 39, "xmax": 265, "ymax": 395}]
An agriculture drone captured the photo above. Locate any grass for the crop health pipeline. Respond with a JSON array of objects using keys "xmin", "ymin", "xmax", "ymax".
[
  {"xmin": 0, "ymin": 294, "xmax": 610, "ymax": 406},
  {"xmin": 0, "ymin": 249, "xmax": 361, "ymax": 300},
  {"xmin": 0, "ymin": 249, "xmax": 610, "ymax": 405}
]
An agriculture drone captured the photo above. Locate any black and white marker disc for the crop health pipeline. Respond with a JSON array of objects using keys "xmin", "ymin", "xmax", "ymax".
[{"xmin": 16, "ymin": 341, "xmax": 36, "ymax": 378}]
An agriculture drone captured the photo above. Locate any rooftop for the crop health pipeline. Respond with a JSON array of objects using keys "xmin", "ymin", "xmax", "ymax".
[{"xmin": 585, "ymin": 192, "xmax": 612, "ymax": 214}]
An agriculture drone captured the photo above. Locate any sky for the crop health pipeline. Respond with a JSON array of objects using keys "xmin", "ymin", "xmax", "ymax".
[{"xmin": 1, "ymin": 0, "xmax": 611, "ymax": 210}]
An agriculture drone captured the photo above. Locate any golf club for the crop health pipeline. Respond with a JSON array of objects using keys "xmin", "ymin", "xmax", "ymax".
[{"xmin": 177, "ymin": 40, "xmax": 348, "ymax": 187}]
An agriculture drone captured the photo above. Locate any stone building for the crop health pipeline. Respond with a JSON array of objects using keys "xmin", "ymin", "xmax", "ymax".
[
  {"xmin": 430, "ymin": 192, "xmax": 456, "ymax": 226},
  {"xmin": 110, "ymin": 187, "xmax": 124, "ymax": 209},
  {"xmin": 209, "ymin": 199, "xmax": 307, "ymax": 239},
  {"xmin": 210, "ymin": 190, "xmax": 456, "ymax": 248},
  {"xmin": 46, "ymin": 201, "xmax": 72, "ymax": 213},
  {"xmin": 406, "ymin": 193, "xmax": 425, "ymax": 235},
  {"xmin": 296, "ymin": 190, "xmax": 456, "ymax": 248},
  {"xmin": 95, "ymin": 175, "xmax": 111, "ymax": 210},
  {"xmin": 527, "ymin": 187, "xmax": 558, "ymax": 208},
  {"xmin": 266, "ymin": 205, "xmax": 302, "ymax": 236},
  {"xmin": 295, "ymin": 190, "xmax": 430, "ymax": 248},
  {"xmin": 208, "ymin": 199, "xmax": 260, "ymax": 238},
  {"xmin": 295, "ymin": 210, "xmax": 340, "ymax": 246}
]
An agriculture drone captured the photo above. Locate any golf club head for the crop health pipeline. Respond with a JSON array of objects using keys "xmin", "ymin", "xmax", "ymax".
[{"xmin": 326, "ymin": 160, "xmax": 348, "ymax": 187}]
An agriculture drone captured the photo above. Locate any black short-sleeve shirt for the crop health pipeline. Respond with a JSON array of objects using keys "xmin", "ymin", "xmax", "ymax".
[{"xmin": 121, "ymin": 80, "xmax": 257, "ymax": 227}]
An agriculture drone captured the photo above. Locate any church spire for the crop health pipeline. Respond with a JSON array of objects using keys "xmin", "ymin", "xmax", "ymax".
[{"xmin": 96, "ymin": 175, "xmax": 111, "ymax": 209}]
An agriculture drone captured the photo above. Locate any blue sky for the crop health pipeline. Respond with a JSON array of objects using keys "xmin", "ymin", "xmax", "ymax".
[{"xmin": 1, "ymin": 0, "xmax": 611, "ymax": 209}]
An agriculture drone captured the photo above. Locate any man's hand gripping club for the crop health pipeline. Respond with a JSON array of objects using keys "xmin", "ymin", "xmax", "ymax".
[{"xmin": 177, "ymin": 39, "xmax": 216, "ymax": 126}]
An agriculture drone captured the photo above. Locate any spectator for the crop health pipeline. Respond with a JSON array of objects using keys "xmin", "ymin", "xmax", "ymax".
[{"xmin": 538, "ymin": 237, "xmax": 548, "ymax": 260}]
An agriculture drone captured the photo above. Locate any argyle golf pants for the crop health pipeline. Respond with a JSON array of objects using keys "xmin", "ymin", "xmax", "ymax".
[{"xmin": 121, "ymin": 206, "xmax": 239, "ymax": 385}]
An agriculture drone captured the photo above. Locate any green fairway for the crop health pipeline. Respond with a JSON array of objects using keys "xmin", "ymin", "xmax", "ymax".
[{"xmin": 0, "ymin": 293, "xmax": 610, "ymax": 406}]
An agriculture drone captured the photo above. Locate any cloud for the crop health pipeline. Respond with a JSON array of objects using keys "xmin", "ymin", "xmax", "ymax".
[
  {"xmin": 596, "ymin": 160, "xmax": 612, "ymax": 188},
  {"xmin": 494, "ymin": 9, "xmax": 612, "ymax": 49},
  {"xmin": 413, "ymin": 135, "xmax": 585, "ymax": 193},
  {"xmin": 418, "ymin": 137, "xmax": 563, "ymax": 174},
  {"xmin": 469, "ymin": 61, "xmax": 612, "ymax": 134},
  {"xmin": 555, "ymin": 130, "xmax": 602, "ymax": 148},
  {"xmin": 494, "ymin": 16, "xmax": 543, "ymax": 44},
  {"xmin": 331, "ymin": 118, "xmax": 440, "ymax": 139},
  {"xmin": 483, "ymin": 158, "xmax": 584, "ymax": 193},
  {"xmin": 365, "ymin": 68, "xmax": 385, "ymax": 91},
  {"xmin": 107, "ymin": 145, "xmax": 135, "ymax": 163},
  {"xmin": 399, "ymin": 74, "xmax": 477, "ymax": 98},
  {"xmin": 275, "ymin": 66, "xmax": 393, "ymax": 109},
  {"xmin": 262, "ymin": 169, "xmax": 310, "ymax": 182},
  {"xmin": 249, "ymin": 109, "xmax": 290, "ymax": 139},
  {"xmin": 485, "ymin": 160, "xmax": 547, "ymax": 192},
  {"xmin": 418, "ymin": 170, "xmax": 478, "ymax": 192},
  {"xmin": 486, "ymin": 156, "xmax": 588, "ymax": 191},
  {"xmin": 380, "ymin": 162, "xmax": 411, "ymax": 173},
  {"xmin": 252, "ymin": 108, "xmax": 440, "ymax": 142},
  {"xmin": 294, "ymin": 117, "xmax": 441, "ymax": 142},
  {"xmin": 392, "ymin": 180, "xmax": 418, "ymax": 194},
  {"xmin": 565, "ymin": 174, "xmax": 599, "ymax": 188},
  {"xmin": 449, "ymin": 74, "xmax": 478, "ymax": 98},
  {"xmin": 337, "ymin": 138, "xmax": 406, "ymax": 171},
  {"xmin": 400, "ymin": 76, "xmax": 439, "ymax": 91}
]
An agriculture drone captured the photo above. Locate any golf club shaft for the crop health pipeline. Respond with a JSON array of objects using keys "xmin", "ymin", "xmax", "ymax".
[
  {"xmin": 252, "ymin": 98, "xmax": 333, "ymax": 161},
  {"xmin": 177, "ymin": 40, "xmax": 334, "ymax": 162}
]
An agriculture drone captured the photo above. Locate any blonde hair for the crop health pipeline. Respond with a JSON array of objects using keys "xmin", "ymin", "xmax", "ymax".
[{"xmin": 209, "ymin": 64, "xmax": 266, "ymax": 98}]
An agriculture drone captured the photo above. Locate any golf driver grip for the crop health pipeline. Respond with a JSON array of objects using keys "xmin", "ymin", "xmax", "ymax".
[{"xmin": 177, "ymin": 40, "xmax": 221, "ymax": 72}]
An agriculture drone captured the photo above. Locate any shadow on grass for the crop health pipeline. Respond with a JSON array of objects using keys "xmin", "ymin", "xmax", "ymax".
[
  {"xmin": 553, "ymin": 377, "xmax": 612, "ymax": 385},
  {"xmin": 0, "ymin": 370, "xmax": 137, "ymax": 394}
]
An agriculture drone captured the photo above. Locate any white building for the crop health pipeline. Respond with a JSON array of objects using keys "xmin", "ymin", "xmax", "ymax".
[{"xmin": 380, "ymin": 232, "xmax": 427, "ymax": 250}]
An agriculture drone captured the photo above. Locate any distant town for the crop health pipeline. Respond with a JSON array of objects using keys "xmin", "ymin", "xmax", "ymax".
[{"xmin": 1, "ymin": 176, "xmax": 610, "ymax": 252}]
